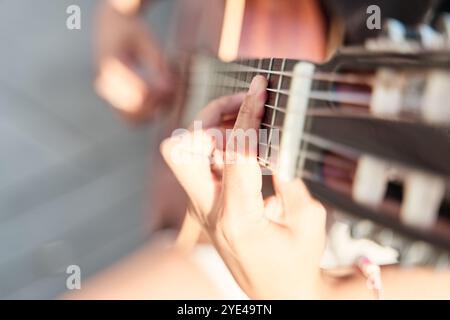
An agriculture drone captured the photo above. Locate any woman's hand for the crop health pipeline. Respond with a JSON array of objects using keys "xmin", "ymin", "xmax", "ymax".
[
  {"xmin": 94, "ymin": 0, "xmax": 173, "ymax": 122},
  {"xmin": 161, "ymin": 76, "xmax": 327, "ymax": 299}
]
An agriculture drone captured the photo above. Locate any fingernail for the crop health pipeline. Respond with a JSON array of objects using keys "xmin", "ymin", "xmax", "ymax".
[{"xmin": 248, "ymin": 76, "xmax": 266, "ymax": 95}]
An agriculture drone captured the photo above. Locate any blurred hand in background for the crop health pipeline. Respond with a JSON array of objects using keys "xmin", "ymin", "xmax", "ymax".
[{"xmin": 94, "ymin": 0, "xmax": 174, "ymax": 123}]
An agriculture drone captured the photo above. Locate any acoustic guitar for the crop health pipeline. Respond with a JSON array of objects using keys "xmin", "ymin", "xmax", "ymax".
[{"xmin": 169, "ymin": 2, "xmax": 450, "ymax": 271}]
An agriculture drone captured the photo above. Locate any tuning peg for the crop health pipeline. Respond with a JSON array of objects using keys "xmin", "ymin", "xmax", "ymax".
[
  {"xmin": 373, "ymin": 227, "xmax": 407, "ymax": 252},
  {"xmin": 390, "ymin": 234, "xmax": 410, "ymax": 253},
  {"xmin": 384, "ymin": 19, "xmax": 407, "ymax": 43},
  {"xmin": 401, "ymin": 171, "xmax": 445, "ymax": 229},
  {"xmin": 366, "ymin": 19, "xmax": 407, "ymax": 50},
  {"xmin": 400, "ymin": 241, "xmax": 434, "ymax": 266},
  {"xmin": 353, "ymin": 156, "xmax": 389, "ymax": 206},
  {"xmin": 351, "ymin": 219, "xmax": 377, "ymax": 239},
  {"xmin": 421, "ymin": 71, "xmax": 450, "ymax": 124},
  {"xmin": 375, "ymin": 228, "xmax": 396, "ymax": 247},
  {"xmin": 370, "ymin": 69, "xmax": 405, "ymax": 116},
  {"xmin": 418, "ymin": 24, "xmax": 446, "ymax": 49},
  {"xmin": 436, "ymin": 13, "xmax": 450, "ymax": 44}
]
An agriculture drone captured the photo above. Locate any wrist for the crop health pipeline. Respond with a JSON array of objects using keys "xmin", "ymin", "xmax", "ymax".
[{"xmin": 175, "ymin": 208, "xmax": 202, "ymax": 252}]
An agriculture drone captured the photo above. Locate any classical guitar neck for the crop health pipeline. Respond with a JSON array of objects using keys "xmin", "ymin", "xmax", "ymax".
[{"xmin": 182, "ymin": 43, "xmax": 450, "ymax": 266}]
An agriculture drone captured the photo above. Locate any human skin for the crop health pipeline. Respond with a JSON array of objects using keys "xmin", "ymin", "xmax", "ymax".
[
  {"xmin": 66, "ymin": 77, "xmax": 450, "ymax": 300},
  {"xmin": 161, "ymin": 76, "xmax": 450, "ymax": 300},
  {"xmin": 94, "ymin": 0, "xmax": 173, "ymax": 122}
]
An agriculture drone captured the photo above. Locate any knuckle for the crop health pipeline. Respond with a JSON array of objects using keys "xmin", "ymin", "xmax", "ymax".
[{"xmin": 239, "ymin": 96, "xmax": 253, "ymax": 116}]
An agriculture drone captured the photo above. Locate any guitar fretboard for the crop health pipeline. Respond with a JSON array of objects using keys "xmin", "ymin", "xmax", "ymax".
[{"xmin": 184, "ymin": 53, "xmax": 450, "ymax": 257}]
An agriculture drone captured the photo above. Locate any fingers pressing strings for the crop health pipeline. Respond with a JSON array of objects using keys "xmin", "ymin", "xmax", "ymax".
[
  {"xmin": 222, "ymin": 76, "xmax": 268, "ymax": 214},
  {"xmin": 193, "ymin": 92, "xmax": 245, "ymax": 129},
  {"xmin": 161, "ymin": 91, "xmax": 248, "ymax": 221}
]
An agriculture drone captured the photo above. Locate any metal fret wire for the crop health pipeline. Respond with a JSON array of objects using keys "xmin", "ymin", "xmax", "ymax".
[
  {"xmin": 262, "ymin": 58, "xmax": 274, "ymax": 162},
  {"xmin": 266, "ymin": 58, "xmax": 285, "ymax": 166}
]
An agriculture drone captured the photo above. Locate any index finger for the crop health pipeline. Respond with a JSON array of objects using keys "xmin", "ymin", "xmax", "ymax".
[
  {"xmin": 195, "ymin": 92, "xmax": 246, "ymax": 129},
  {"xmin": 222, "ymin": 76, "xmax": 268, "ymax": 209}
]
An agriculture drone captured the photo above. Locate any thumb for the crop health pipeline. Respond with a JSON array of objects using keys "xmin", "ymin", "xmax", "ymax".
[
  {"xmin": 222, "ymin": 76, "xmax": 267, "ymax": 212},
  {"xmin": 160, "ymin": 130, "xmax": 217, "ymax": 215}
]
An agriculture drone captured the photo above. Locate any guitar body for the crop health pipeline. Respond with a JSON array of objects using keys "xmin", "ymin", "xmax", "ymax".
[{"xmin": 168, "ymin": 0, "xmax": 327, "ymax": 61}]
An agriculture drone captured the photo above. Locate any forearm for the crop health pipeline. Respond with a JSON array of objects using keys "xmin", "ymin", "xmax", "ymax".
[
  {"xmin": 322, "ymin": 266, "xmax": 450, "ymax": 300},
  {"xmin": 175, "ymin": 208, "xmax": 203, "ymax": 253},
  {"xmin": 63, "ymin": 246, "xmax": 221, "ymax": 299}
]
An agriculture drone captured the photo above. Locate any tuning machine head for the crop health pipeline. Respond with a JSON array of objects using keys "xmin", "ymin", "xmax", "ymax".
[
  {"xmin": 365, "ymin": 14, "xmax": 450, "ymax": 51},
  {"xmin": 436, "ymin": 13, "xmax": 450, "ymax": 43},
  {"xmin": 401, "ymin": 170, "xmax": 446, "ymax": 229},
  {"xmin": 370, "ymin": 69, "xmax": 450, "ymax": 125},
  {"xmin": 422, "ymin": 71, "xmax": 450, "ymax": 124},
  {"xmin": 365, "ymin": 19, "xmax": 419, "ymax": 52},
  {"xmin": 400, "ymin": 240, "xmax": 436, "ymax": 267},
  {"xmin": 351, "ymin": 219, "xmax": 378, "ymax": 239},
  {"xmin": 351, "ymin": 219, "xmax": 449, "ymax": 269},
  {"xmin": 353, "ymin": 155, "xmax": 392, "ymax": 207},
  {"xmin": 419, "ymin": 12, "xmax": 450, "ymax": 49}
]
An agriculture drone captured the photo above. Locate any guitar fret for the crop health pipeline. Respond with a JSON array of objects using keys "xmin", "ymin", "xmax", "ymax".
[
  {"xmin": 259, "ymin": 141, "xmax": 280, "ymax": 150},
  {"xmin": 257, "ymin": 156, "xmax": 270, "ymax": 167},
  {"xmin": 267, "ymin": 58, "xmax": 286, "ymax": 168},
  {"xmin": 261, "ymin": 122, "xmax": 284, "ymax": 131},
  {"xmin": 245, "ymin": 59, "xmax": 254, "ymax": 85},
  {"xmin": 239, "ymin": 61, "xmax": 247, "ymax": 85},
  {"xmin": 265, "ymin": 104, "xmax": 286, "ymax": 113},
  {"xmin": 266, "ymin": 88, "xmax": 290, "ymax": 95},
  {"xmin": 261, "ymin": 58, "xmax": 274, "ymax": 163},
  {"xmin": 217, "ymin": 61, "xmax": 227, "ymax": 97},
  {"xmin": 198, "ymin": 56, "xmax": 450, "ymax": 254},
  {"xmin": 232, "ymin": 62, "xmax": 240, "ymax": 94}
]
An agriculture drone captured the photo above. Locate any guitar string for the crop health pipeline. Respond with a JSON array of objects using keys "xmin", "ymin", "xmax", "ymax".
[
  {"xmin": 188, "ymin": 64, "xmax": 375, "ymax": 86},
  {"xmin": 199, "ymin": 60, "xmax": 450, "ymax": 251},
  {"xmin": 186, "ymin": 80, "xmax": 372, "ymax": 106},
  {"xmin": 258, "ymin": 141, "xmax": 355, "ymax": 171},
  {"xmin": 256, "ymin": 155, "xmax": 325, "ymax": 186},
  {"xmin": 183, "ymin": 59, "xmax": 372, "ymax": 169},
  {"xmin": 259, "ymin": 122, "xmax": 363, "ymax": 159},
  {"xmin": 184, "ymin": 56, "xmax": 374, "ymax": 112}
]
